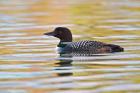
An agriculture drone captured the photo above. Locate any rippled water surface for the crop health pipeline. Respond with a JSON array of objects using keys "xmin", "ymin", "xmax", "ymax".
[{"xmin": 0, "ymin": 0, "xmax": 140, "ymax": 93}]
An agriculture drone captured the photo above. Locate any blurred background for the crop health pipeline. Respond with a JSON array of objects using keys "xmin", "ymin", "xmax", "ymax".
[{"xmin": 0, "ymin": 0, "xmax": 140, "ymax": 93}]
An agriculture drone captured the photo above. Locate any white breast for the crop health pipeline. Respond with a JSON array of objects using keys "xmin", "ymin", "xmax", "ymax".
[{"xmin": 55, "ymin": 47, "xmax": 63, "ymax": 53}]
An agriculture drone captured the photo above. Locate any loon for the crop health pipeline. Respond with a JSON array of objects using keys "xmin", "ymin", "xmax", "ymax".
[{"xmin": 44, "ymin": 27, "xmax": 124, "ymax": 54}]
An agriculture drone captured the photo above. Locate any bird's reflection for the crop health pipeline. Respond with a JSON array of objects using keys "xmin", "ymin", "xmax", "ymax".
[
  {"xmin": 55, "ymin": 52, "xmax": 73, "ymax": 77},
  {"xmin": 55, "ymin": 51, "xmax": 110, "ymax": 77}
]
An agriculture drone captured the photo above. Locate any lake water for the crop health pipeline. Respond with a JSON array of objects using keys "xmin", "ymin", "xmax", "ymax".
[{"xmin": 0, "ymin": 0, "xmax": 140, "ymax": 93}]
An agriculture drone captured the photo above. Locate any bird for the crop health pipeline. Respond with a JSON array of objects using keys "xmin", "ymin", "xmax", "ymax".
[{"xmin": 44, "ymin": 27, "xmax": 124, "ymax": 54}]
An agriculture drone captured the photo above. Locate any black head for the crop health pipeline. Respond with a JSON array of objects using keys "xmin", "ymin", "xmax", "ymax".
[{"xmin": 44, "ymin": 27, "xmax": 72, "ymax": 42}]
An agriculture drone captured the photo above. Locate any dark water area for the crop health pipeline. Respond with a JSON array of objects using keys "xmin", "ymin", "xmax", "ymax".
[{"xmin": 0, "ymin": 0, "xmax": 140, "ymax": 93}]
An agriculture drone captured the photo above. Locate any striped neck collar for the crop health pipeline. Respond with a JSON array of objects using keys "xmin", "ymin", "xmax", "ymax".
[{"xmin": 57, "ymin": 42, "xmax": 71, "ymax": 47}]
